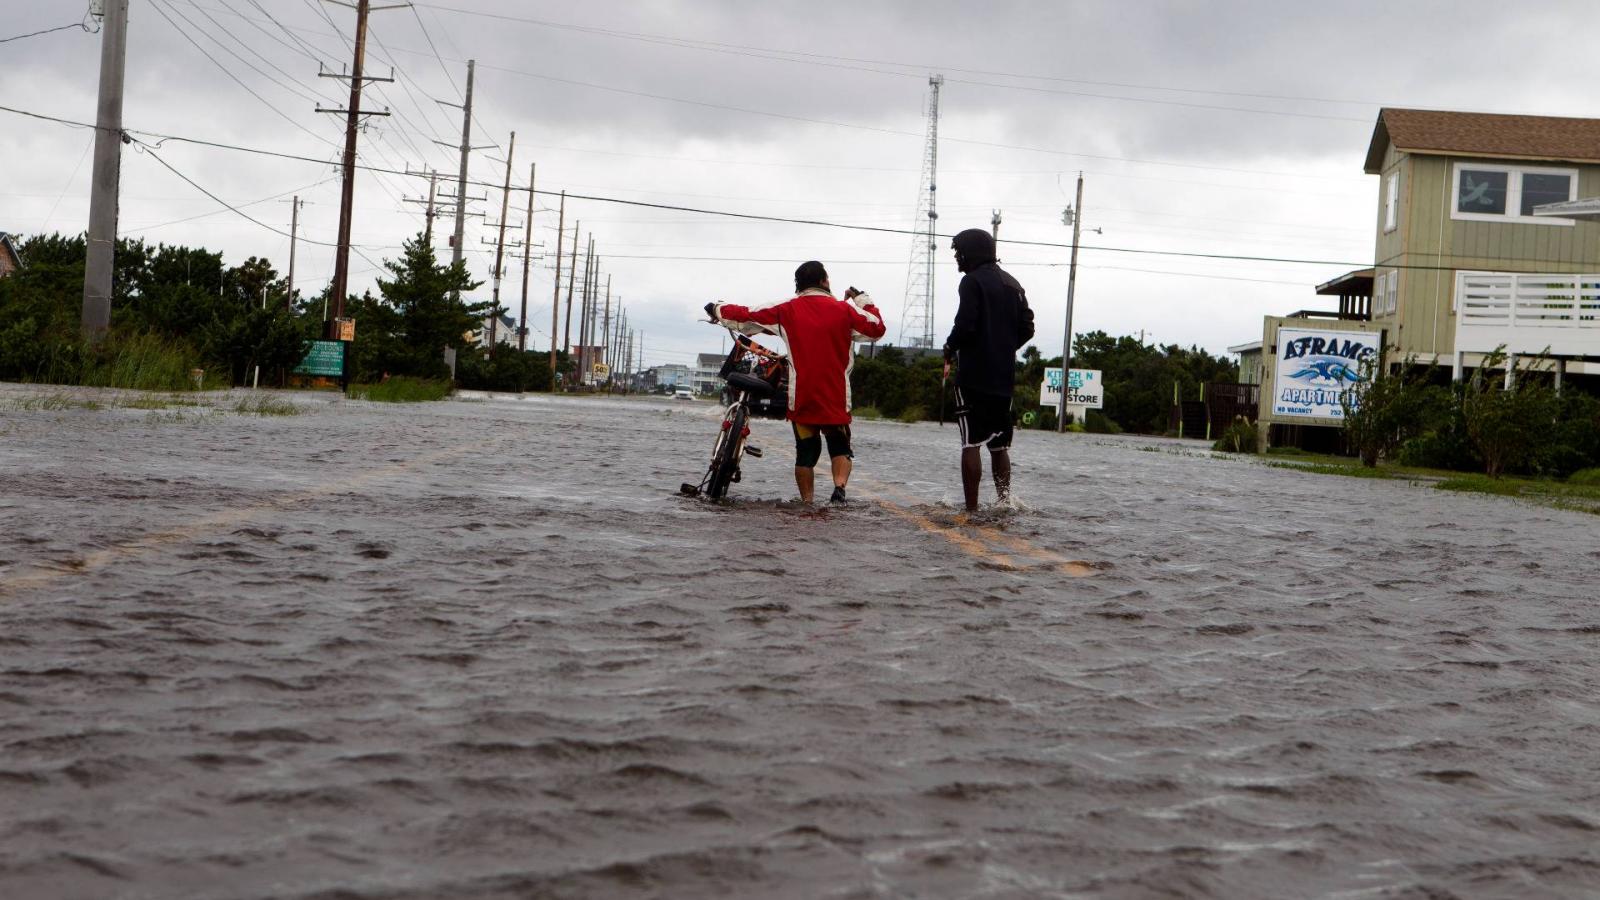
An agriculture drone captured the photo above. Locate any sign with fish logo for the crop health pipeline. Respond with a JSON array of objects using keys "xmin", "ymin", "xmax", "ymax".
[{"xmin": 1271, "ymin": 327, "xmax": 1377, "ymax": 420}]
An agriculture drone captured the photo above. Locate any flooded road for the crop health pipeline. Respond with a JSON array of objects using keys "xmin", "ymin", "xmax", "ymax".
[{"xmin": 3, "ymin": 384, "xmax": 1599, "ymax": 899}]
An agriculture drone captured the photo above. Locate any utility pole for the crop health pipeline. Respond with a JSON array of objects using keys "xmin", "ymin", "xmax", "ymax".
[
  {"xmin": 562, "ymin": 219, "xmax": 579, "ymax": 356},
  {"xmin": 317, "ymin": 0, "xmax": 397, "ymax": 339},
  {"xmin": 579, "ymin": 237, "xmax": 595, "ymax": 381},
  {"xmin": 601, "ymin": 274, "xmax": 612, "ymax": 380},
  {"xmin": 487, "ymin": 131, "xmax": 515, "ymax": 355},
  {"xmin": 1057, "ymin": 172, "xmax": 1084, "ymax": 434},
  {"xmin": 549, "ymin": 191, "xmax": 565, "ymax": 388},
  {"xmin": 284, "ymin": 195, "xmax": 304, "ymax": 311},
  {"xmin": 404, "ymin": 168, "xmax": 441, "ymax": 245},
  {"xmin": 518, "ymin": 162, "xmax": 535, "ymax": 352},
  {"xmin": 991, "ymin": 209, "xmax": 1002, "ymax": 244},
  {"xmin": 445, "ymin": 59, "xmax": 475, "ymax": 269},
  {"xmin": 81, "ymin": 0, "xmax": 129, "ymax": 338}
]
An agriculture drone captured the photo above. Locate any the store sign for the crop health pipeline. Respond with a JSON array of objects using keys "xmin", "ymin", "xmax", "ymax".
[
  {"xmin": 1041, "ymin": 368, "xmax": 1103, "ymax": 409},
  {"xmin": 1271, "ymin": 327, "xmax": 1377, "ymax": 420}
]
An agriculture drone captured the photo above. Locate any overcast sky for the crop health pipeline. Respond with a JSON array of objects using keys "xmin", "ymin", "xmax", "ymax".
[{"xmin": 5, "ymin": 0, "xmax": 1597, "ymax": 370}]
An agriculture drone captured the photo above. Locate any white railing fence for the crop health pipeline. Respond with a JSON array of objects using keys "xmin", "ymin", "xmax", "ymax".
[{"xmin": 1454, "ymin": 271, "xmax": 1600, "ymax": 356}]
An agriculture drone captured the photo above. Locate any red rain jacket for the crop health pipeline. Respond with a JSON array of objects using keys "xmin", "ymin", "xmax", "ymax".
[{"xmin": 715, "ymin": 289, "xmax": 886, "ymax": 425}]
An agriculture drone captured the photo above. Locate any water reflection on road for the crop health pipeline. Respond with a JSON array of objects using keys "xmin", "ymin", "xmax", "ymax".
[{"xmin": 3, "ymin": 386, "xmax": 1599, "ymax": 898}]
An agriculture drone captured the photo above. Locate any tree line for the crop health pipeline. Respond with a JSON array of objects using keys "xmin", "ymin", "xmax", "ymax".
[
  {"xmin": 0, "ymin": 231, "xmax": 572, "ymax": 393},
  {"xmin": 849, "ymin": 330, "xmax": 1238, "ymax": 433}
]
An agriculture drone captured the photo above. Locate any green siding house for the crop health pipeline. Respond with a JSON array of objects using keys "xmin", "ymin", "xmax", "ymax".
[{"xmin": 1365, "ymin": 108, "xmax": 1600, "ymax": 379}]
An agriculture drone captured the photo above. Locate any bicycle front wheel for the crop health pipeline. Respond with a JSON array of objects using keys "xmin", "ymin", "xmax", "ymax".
[{"xmin": 706, "ymin": 405, "xmax": 747, "ymax": 500}]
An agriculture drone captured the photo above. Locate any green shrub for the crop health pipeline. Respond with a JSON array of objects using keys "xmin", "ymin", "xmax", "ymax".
[
  {"xmin": 1568, "ymin": 468, "xmax": 1600, "ymax": 486},
  {"xmin": 1339, "ymin": 355, "xmax": 1440, "ymax": 466},
  {"xmin": 233, "ymin": 395, "xmax": 300, "ymax": 416},
  {"xmin": 1461, "ymin": 355, "xmax": 1559, "ymax": 478},
  {"xmin": 1211, "ymin": 417, "xmax": 1258, "ymax": 453},
  {"xmin": 351, "ymin": 376, "xmax": 453, "ymax": 403},
  {"xmin": 898, "ymin": 404, "xmax": 926, "ymax": 424},
  {"xmin": 852, "ymin": 406, "xmax": 882, "ymax": 420},
  {"xmin": 1085, "ymin": 409, "xmax": 1122, "ymax": 434}
]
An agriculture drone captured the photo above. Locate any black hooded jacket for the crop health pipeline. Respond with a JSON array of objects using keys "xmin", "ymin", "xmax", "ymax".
[{"xmin": 943, "ymin": 230, "xmax": 1034, "ymax": 397}]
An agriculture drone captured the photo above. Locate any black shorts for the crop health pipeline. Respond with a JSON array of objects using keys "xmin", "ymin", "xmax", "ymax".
[
  {"xmin": 954, "ymin": 387, "xmax": 1013, "ymax": 450},
  {"xmin": 792, "ymin": 422, "xmax": 852, "ymax": 467}
]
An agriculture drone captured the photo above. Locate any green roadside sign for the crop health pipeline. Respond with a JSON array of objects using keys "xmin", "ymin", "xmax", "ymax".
[{"xmin": 294, "ymin": 340, "xmax": 345, "ymax": 377}]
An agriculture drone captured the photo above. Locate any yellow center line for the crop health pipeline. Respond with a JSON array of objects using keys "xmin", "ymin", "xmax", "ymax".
[
  {"xmin": 1, "ymin": 441, "xmax": 486, "ymax": 599},
  {"xmin": 760, "ymin": 433, "xmax": 1096, "ymax": 576}
]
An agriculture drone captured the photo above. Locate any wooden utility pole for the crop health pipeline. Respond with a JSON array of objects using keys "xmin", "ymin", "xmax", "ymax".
[
  {"xmin": 562, "ymin": 218, "xmax": 579, "ymax": 355},
  {"xmin": 1057, "ymin": 172, "xmax": 1084, "ymax": 433},
  {"xmin": 518, "ymin": 162, "xmax": 536, "ymax": 352},
  {"xmin": 319, "ymin": 0, "xmax": 396, "ymax": 334},
  {"xmin": 578, "ymin": 237, "xmax": 594, "ymax": 379},
  {"xmin": 423, "ymin": 171, "xmax": 438, "ymax": 244},
  {"xmin": 583, "ymin": 240, "xmax": 597, "ymax": 382},
  {"xmin": 487, "ymin": 131, "xmax": 515, "ymax": 355},
  {"xmin": 549, "ymin": 191, "xmax": 565, "ymax": 388},
  {"xmin": 991, "ymin": 209, "xmax": 1002, "ymax": 243},
  {"xmin": 81, "ymin": 0, "xmax": 129, "ymax": 338},
  {"xmin": 601, "ymin": 275, "xmax": 612, "ymax": 379},
  {"xmin": 448, "ymin": 59, "xmax": 475, "ymax": 269},
  {"xmin": 285, "ymin": 196, "xmax": 303, "ymax": 310}
]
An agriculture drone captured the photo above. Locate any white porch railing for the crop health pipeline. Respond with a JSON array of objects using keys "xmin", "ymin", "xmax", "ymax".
[{"xmin": 1454, "ymin": 271, "xmax": 1600, "ymax": 356}]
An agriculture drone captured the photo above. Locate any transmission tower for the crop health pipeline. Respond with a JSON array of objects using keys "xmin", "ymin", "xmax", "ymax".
[{"xmin": 899, "ymin": 74, "xmax": 943, "ymax": 349}]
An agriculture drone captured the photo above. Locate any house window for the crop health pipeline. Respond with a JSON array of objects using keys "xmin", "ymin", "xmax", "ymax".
[
  {"xmin": 1451, "ymin": 162, "xmax": 1577, "ymax": 224},
  {"xmin": 1388, "ymin": 270, "xmax": 1399, "ymax": 315},
  {"xmin": 1384, "ymin": 170, "xmax": 1399, "ymax": 232}
]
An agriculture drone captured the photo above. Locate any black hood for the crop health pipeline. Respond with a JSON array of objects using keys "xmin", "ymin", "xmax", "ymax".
[{"xmin": 951, "ymin": 229, "xmax": 996, "ymax": 273}]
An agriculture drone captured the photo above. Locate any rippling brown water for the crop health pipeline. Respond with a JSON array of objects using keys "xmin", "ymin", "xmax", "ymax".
[{"xmin": 3, "ymin": 384, "xmax": 1600, "ymax": 898}]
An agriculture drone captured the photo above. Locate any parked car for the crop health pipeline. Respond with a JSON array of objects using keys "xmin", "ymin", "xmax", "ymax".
[{"xmin": 674, "ymin": 388, "xmax": 695, "ymax": 400}]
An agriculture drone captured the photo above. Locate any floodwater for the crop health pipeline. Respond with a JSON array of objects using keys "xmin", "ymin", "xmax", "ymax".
[{"xmin": 3, "ymin": 384, "xmax": 1599, "ymax": 899}]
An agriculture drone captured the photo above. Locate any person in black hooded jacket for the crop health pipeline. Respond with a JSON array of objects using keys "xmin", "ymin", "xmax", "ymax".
[{"xmin": 943, "ymin": 228, "xmax": 1034, "ymax": 512}]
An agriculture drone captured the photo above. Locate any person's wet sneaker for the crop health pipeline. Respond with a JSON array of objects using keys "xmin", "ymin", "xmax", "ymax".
[{"xmin": 829, "ymin": 485, "xmax": 847, "ymax": 504}]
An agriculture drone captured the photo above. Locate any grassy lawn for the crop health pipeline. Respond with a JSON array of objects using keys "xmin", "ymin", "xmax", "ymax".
[{"xmin": 1260, "ymin": 448, "xmax": 1600, "ymax": 514}]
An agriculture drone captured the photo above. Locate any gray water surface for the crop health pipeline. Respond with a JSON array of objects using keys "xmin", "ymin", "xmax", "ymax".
[{"xmin": 3, "ymin": 386, "xmax": 1599, "ymax": 899}]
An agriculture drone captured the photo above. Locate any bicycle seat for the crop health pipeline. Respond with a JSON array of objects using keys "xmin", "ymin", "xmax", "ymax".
[{"xmin": 726, "ymin": 371, "xmax": 774, "ymax": 396}]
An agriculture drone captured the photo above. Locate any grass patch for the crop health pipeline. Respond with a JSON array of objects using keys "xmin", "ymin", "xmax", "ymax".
[
  {"xmin": 897, "ymin": 404, "xmax": 926, "ymax": 424},
  {"xmin": 4, "ymin": 392, "xmax": 103, "ymax": 411},
  {"xmin": 351, "ymin": 377, "xmax": 453, "ymax": 403},
  {"xmin": 1267, "ymin": 461, "xmax": 1394, "ymax": 478},
  {"xmin": 852, "ymin": 406, "xmax": 882, "ymax": 421},
  {"xmin": 232, "ymin": 395, "xmax": 300, "ymax": 416},
  {"xmin": 1567, "ymin": 468, "xmax": 1600, "ymax": 486}
]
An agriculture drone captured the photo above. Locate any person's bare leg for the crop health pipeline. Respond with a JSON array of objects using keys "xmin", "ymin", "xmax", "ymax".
[
  {"xmin": 831, "ymin": 455, "xmax": 852, "ymax": 490},
  {"xmin": 961, "ymin": 446, "xmax": 982, "ymax": 512},
  {"xmin": 991, "ymin": 449, "xmax": 1011, "ymax": 505},
  {"xmin": 795, "ymin": 466, "xmax": 814, "ymax": 504}
]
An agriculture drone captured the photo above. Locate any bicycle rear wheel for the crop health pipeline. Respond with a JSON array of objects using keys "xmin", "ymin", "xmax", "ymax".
[{"xmin": 706, "ymin": 405, "xmax": 747, "ymax": 500}]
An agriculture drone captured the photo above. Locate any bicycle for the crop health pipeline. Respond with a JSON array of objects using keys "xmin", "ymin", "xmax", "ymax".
[{"xmin": 679, "ymin": 323, "xmax": 789, "ymax": 501}]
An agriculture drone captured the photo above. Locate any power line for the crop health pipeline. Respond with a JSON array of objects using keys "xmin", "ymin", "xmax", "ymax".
[
  {"xmin": 1, "ymin": 20, "xmax": 91, "ymax": 43},
  {"xmin": 16, "ymin": 103, "xmax": 1590, "ymax": 276},
  {"xmin": 148, "ymin": 0, "xmax": 339, "ymax": 148},
  {"xmin": 178, "ymin": 0, "xmax": 1365, "ymax": 184},
  {"xmin": 411, "ymin": 3, "xmax": 1376, "ymax": 119}
]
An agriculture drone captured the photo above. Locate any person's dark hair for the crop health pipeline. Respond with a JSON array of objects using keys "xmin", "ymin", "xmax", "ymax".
[
  {"xmin": 794, "ymin": 260, "xmax": 828, "ymax": 293},
  {"xmin": 951, "ymin": 229, "xmax": 997, "ymax": 273}
]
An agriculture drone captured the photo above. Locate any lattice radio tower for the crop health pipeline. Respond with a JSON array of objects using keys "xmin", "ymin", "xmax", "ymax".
[{"xmin": 898, "ymin": 75, "xmax": 943, "ymax": 349}]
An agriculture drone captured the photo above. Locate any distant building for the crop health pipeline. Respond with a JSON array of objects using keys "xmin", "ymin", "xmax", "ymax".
[
  {"xmin": 693, "ymin": 353, "xmax": 724, "ymax": 395},
  {"xmin": 1365, "ymin": 107, "xmax": 1600, "ymax": 378},
  {"xmin": 472, "ymin": 312, "xmax": 520, "ymax": 350},
  {"xmin": 650, "ymin": 364, "xmax": 692, "ymax": 390},
  {"xmin": 0, "ymin": 233, "xmax": 21, "ymax": 279},
  {"xmin": 1229, "ymin": 341, "xmax": 1263, "ymax": 385}
]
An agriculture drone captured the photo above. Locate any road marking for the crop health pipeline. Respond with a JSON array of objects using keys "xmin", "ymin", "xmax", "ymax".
[
  {"xmin": 758, "ymin": 438, "xmax": 1097, "ymax": 576},
  {"xmin": 1, "ymin": 442, "xmax": 484, "ymax": 599}
]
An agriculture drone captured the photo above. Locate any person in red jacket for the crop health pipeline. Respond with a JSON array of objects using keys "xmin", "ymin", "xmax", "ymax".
[{"xmin": 712, "ymin": 261, "xmax": 887, "ymax": 504}]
